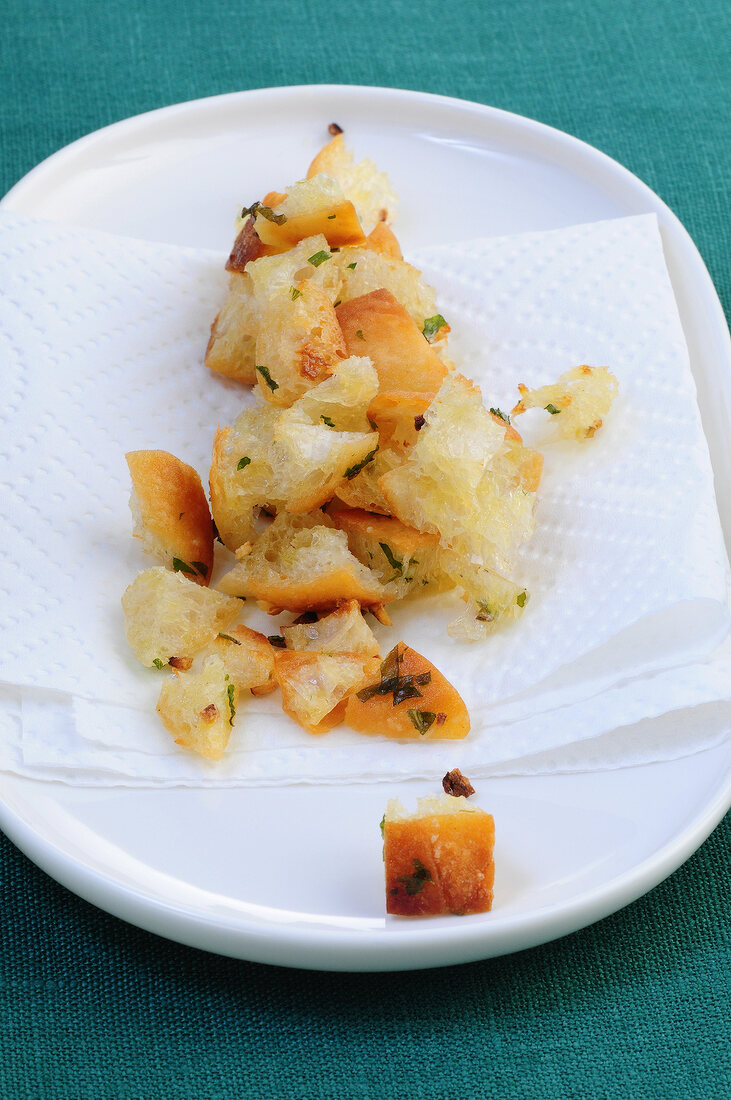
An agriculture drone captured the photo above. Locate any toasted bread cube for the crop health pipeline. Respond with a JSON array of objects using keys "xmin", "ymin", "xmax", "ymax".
[
  {"xmin": 512, "ymin": 364, "xmax": 619, "ymax": 440},
  {"xmin": 156, "ymin": 656, "xmax": 237, "ymax": 761},
  {"xmin": 205, "ymin": 272, "xmax": 258, "ymax": 384},
  {"xmin": 274, "ymin": 374, "xmax": 379, "ymax": 512},
  {"xmin": 253, "ymin": 176, "xmax": 367, "ymax": 250},
  {"xmin": 255, "ymin": 278, "xmax": 346, "ymax": 407},
  {"xmin": 275, "ymin": 650, "xmax": 381, "ymax": 733},
  {"xmin": 292, "ymin": 354, "xmax": 378, "ymax": 433},
  {"xmin": 344, "ymin": 642, "xmax": 470, "ymax": 740},
  {"xmin": 379, "ymin": 374, "xmax": 538, "ymax": 574},
  {"xmin": 216, "ymin": 513, "xmax": 395, "ymax": 614},
  {"xmin": 282, "ymin": 600, "xmax": 380, "ymax": 656},
  {"xmin": 333, "ymin": 248, "xmax": 437, "ymax": 331},
  {"xmin": 122, "ymin": 568, "xmax": 241, "ymax": 668},
  {"xmin": 126, "ymin": 450, "xmax": 214, "ymax": 585},
  {"xmin": 208, "ymin": 624, "xmax": 276, "ymax": 694},
  {"xmin": 383, "ymin": 794, "xmax": 495, "ymax": 916},
  {"xmin": 246, "ymin": 234, "xmax": 342, "ymax": 303},
  {"xmin": 440, "ymin": 552, "xmax": 528, "ymax": 640},
  {"xmin": 329, "ymin": 506, "xmax": 452, "ymax": 598},
  {"xmin": 332, "ymin": 446, "xmax": 405, "ymax": 515},
  {"xmin": 306, "ymin": 132, "xmax": 398, "ymax": 232},
  {"xmin": 209, "ymin": 403, "xmax": 283, "ymax": 551},
  {"xmin": 336, "ymin": 290, "xmax": 448, "ymax": 394}
]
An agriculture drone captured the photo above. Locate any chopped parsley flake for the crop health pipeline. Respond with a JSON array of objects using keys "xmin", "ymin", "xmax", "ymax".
[
  {"xmin": 347, "ymin": 261, "xmax": 357, "ymax": 270},
  {"xmin": 516, "ymin": 590, "xmax": 527, "ymax": 608},
  {"xmin": 490, "ymin": 407, "xmax": 511, "ymax": 423},
  {"xmin": 327, "ymin": 213, "xmax": 337, "ymax": 219},
  {"xmin": 397, "ymin": 858, "xmax": 432, "ymax": 896},
  {"xmin": 218, "ymin": 633, "xmax": 241, "ymax": 645},
  {"xmin": 227, "ymin": 683, "xmax": 236, "ymax": 726},
  {"xmin": 407, "ymin": 708, "xmax": 437, "ymax": 735},
  {"xmin": 320, "ymin": 415, "xmax": 335, "ymax": 428},
  {"xmin": 241, "ymin": 201, "xmax": 287, "ymax": 225},
  {"xmin": 191, "ymin": 561, "xmax": 208, "ymax": 577},
  {"xmin": 545, "ymin": 403, "xmax": 561, "ymax": 415},
  {"xmin": 256, "ymin": 365, "xmax": 279, "ymax": 391},
  {"xmin": 344, "ymin": 446, "xmax": 378, "ymax": 479},
  {"xmin": 237, "ymin": 455, "xmax": 251, "ymax": 471},
  {"xmin": 379, "ymin": 814, "xmax": 385, "ymax": 838},
  {"xmin": 355, "ymin": 329, "xmax": 365, "ymax": 340},
  {"xmin": 152, "ymin": 658, "xmax": 165, "ymax": 670},
  {"xmin": 289, "ymin": 286, "xmax": 302, "ymax": 301},
  {"xmin": 379, "ymin": 542, "xmax": 403, "ymax": 574},
  {"xmin": 307, "ymin": 249, "xmax": 332, "ymax": 267},
  {"xmin": 172, "ymin": 557, "xmax": 196, "ymax": 576},
  {"xmin": 267, "ymin": 635, "xmax": 287, "ymax": 649},
  {"xmin": 356, "ymin": 645, "xmax": 431, "ymax": 707},
  {"xmin": 422, "ymin": 314, "xmax": 447, "ymax": 342}
]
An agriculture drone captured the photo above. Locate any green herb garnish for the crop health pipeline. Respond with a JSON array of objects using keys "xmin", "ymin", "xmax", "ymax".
[
  {"xmin": 289, "ymin": 285, "xmax": 302, "ymax": 301},
  {"xmin": 327, "ymin": 213, "xmax": 337, "ymax": 220},
  {"xmin": 490, "ymin": 407, "xmax": 511, "ymax": 423},
  {"xmin": 237, "ymin": 456, "xmax": 251, "ymax": 471},
  {"xmin": 152, "ymin": 658, "xmax": 165, "ymax": 670},
  {"xmin": 397, "ymin": 858, "xmax": 432, "ymax": 896},
  {"xmin": 241, "ymin": 201, "xmax": 287, "ymax": 225},
  {"xmin": 344, "ymin": 446, "xmax": 378, "ymax": 480},
  {"xmin": 422, "ymin": 314, "xmax": 447, "ymax": 342},
  {"xmin": 356, "ymin": 646, "xmax": 431, "ymax": 707},
  {"xmin": 320, "ymin": 414, "xmax": 335, "ymax": 428},
  {"xmin": 172, "ymin": 557, "xmax": 196, "ymax": 576},
  {"xmin": 407, "ymin": 709, "xmax": 437, "ymax": 735},
  {"xmin": 476, "ymin": 601, "xmax": 494, "ymax": 623},
  {"xmin": 516, "ymin": 590, "xmax": 527, "ymax": 608},
  {"xmin": 347, "ymin": 261, "xmax": 357, "ymax": 270},
  {"xmin": 379, "ymin": 814, "xmax": 386, "ymax": 838},
  {"xmin": 379, "ymin": 542, "xmax": 403, "ymax": 574},
  {"xmin": 355, "ymin": 329, "xmax": 365, "ymax": 340},
  {"xmin": 267, "ymin": 635, "xmax": 287, "ymax": 649},
  {"xmin": 545, "ymin": 403, "xmax": 561, "ymax": 415},
  {"xmin": 191, "ymin": 561, "xmax": 208, "ymax": 577},
  {"xmin": 307, "ymin": 249, "xmax": 332, "ymax": 267},
  {"xmin": 256, "ymin": 365, "xmax": 279, "ymax": 392},
  {"xmin": 227, "ymin": 683, "xmax": 236, "ymax": 726},
  {"xmin": 218, "ymin": 633, "xmax": 241, "ymax": 645}
]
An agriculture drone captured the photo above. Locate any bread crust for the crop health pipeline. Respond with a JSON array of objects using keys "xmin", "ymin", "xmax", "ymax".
[
  {"xmin": 384, "ymin": 809, "xmax": 494, "ymax": 915},
  {"xmin": 344, "ymin": 642, "xmax": 470, "ymax": 740},
  {"xmin": 336, "ymin": 290, "xmax": 448, "ymax": 393},
  {"xmin": 126, "ymin": 450, "xmax": 214, "ymax": 584}
]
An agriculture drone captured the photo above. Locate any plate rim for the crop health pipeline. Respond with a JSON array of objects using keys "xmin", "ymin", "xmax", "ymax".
[{"xmin": 1, "ymin": 83, "xmax": 729, "ymax": 971}]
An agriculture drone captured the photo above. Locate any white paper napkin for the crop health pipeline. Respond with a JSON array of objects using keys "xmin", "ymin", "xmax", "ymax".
[{"xmin": 0, "ymin": 211, "xmax": 728, "ymax": 785}]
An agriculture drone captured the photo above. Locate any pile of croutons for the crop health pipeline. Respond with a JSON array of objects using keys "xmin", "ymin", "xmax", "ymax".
[{"xmin": 121, "ymin": 129, "xmax": 617, "ymax": 761}]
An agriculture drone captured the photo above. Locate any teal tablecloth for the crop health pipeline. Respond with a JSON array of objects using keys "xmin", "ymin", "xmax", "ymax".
[{"xmin": 1, "ymin": 1, "xmax": 729, "ymax": 1096}]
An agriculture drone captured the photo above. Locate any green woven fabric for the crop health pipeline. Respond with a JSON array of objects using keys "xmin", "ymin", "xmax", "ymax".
[{"xmin": 1, "ymin": 0, "xmax": 729, "ymax": 1096}]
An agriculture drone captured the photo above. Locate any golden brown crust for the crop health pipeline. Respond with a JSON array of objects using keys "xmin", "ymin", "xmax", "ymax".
[
  {"xmin": 329, "ymin": 506, "xmax": 440, "ymax": 559},
  {"xmin": 245, "ymin": 568, "xmax": 395, "ymax": 615},
  {"xmin": 225, "ymin": 219, "xmax": 268, "ymax": 272},
  {"xmin": 364, "ymin": 222, "xmax": 402, "ymax": 260},
  {"xmin": 336, "ymin": 290, "xmax": 448, "ymax": 393},
  {"xmin": 274, "ymin": 650, "xmax": 381, "ymax": 733},
  {"xmin": 384, "ymin": 810, "xmax": 494, "ymax": 915},
  {"xmin": 344, "ymin": 642, "xmax": 470, "ymax": 740},
  {"xmin": 255, "ymin": 201, "xmax": 366, "ymax": 251},
  {"xmin": 126, "ymin": 450, "xmax": 214, "ymax": 585}
]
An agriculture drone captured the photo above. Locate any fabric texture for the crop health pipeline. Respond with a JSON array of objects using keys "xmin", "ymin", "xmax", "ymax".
[{"xmin": 1, "ymin": 0, "xmax": 729, "ymax": 1096}]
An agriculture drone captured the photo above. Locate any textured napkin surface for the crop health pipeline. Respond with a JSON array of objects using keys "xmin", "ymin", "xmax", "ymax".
[{"xmin": 0, "ymin": 210, "xmax": 729, "ymax": 784}]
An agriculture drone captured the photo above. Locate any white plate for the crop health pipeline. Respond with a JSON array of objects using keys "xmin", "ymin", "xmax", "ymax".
[{"xmin": 2, "ymin": 85, "xmax": 730, "ymax": 971}]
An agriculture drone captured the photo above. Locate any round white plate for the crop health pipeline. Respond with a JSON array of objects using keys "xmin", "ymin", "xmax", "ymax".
[{"xmin": 2, "ymin": 85, "xmax": 730, "ymax": 971}]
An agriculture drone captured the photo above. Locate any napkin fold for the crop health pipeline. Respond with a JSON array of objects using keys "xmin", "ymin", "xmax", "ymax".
[{"xmin": 0, "ymin": 211, "xmax": 728, "ymax": 786}]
